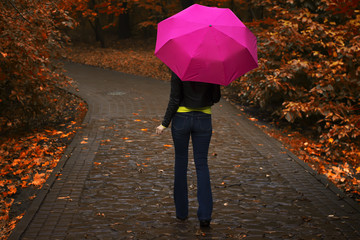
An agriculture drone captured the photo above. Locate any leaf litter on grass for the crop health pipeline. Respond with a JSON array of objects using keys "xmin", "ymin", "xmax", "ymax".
[{"xmin": 0, "ymin": 92, "xmax": 87, "ymax": 239}]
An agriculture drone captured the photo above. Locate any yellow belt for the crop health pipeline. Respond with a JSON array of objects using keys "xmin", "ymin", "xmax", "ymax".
[{"xmin": 177, "ymin": 106, "xmax": 211, "ymax": 114}]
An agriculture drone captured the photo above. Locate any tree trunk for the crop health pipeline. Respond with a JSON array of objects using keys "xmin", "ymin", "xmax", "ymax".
[
  {"xmin": 89, "ymin": 0, "xmax": 106, "ymax": 48},
  {"xmin": 94, "ymin": 17, "xmax": 106, "ymax": 47},
  {"xmin": 118, "ymin": 2, "xmax": 131, "ymax": 39},
  {"xmin": 230, "ymin": 0, "xmax": 235, "ymax": 11},
  {"xmin": 181, "ymin": 0, "xmax": 195, "ymax": 9},
  {"xmin": 246, "ymin": 0, "xmax": 263, "ymax": 21}
]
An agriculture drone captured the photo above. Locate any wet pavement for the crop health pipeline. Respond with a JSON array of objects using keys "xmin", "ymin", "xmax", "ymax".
[{"xmin": 10, "ymin": 62, "xmax": 360, "ymax": 239}]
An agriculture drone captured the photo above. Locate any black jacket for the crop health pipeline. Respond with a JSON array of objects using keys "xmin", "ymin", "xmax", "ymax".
[{"xmin": 162, "ymin": 72, "xmax": 221, "ymax": 127}]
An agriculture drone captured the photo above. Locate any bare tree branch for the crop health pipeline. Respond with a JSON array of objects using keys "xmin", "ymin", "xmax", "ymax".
[{"xmin": 5, "ymin": 0, "xmax": 30, "ymax": 23}]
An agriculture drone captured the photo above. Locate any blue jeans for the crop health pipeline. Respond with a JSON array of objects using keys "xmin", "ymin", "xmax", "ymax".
[{"xmin": 171, "ymin": 112, "xmax": 213, "ymax": 221}]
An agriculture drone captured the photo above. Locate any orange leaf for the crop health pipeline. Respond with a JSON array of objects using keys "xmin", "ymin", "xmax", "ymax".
[
  {"xmin": 0, "ymin": 51, "xmax": 8, "ymax": 58},
  {"xmin": 21, "ymin": 175, "xmax": 30, "ymax": 180},
  {"xmin": 21, "ymin": 181, "xmax": 28, "ymax": 188},
  {"xmin": 7, "ymin": 185, "xmax": 17, "ymax": 196},
  {"xmin": 14, "ymin": 169, "xmax": 23, "ymax": 175},
  {"xmin": 0, "ymin": 180, "xmax": 5, "ymax": 187},
  {"xmin": 31, "ymin": 173, "xmax": 46, "ymax": 186}
]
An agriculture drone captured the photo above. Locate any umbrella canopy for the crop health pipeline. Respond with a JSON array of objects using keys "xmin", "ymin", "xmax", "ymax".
[{"xmin": 155, "ymin": 4, "xmax": 258, "ymax": 86}]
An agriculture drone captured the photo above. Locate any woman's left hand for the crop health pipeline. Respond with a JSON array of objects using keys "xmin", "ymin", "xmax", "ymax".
[{"xmin": 156, "ymin": 125, "xmax": 166, "ymax": 135}]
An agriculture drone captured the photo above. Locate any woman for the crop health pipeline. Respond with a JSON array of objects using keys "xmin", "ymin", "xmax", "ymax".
[{"xmin": 156, "ymin": 71, "xmax": 221, "ymax": 228}]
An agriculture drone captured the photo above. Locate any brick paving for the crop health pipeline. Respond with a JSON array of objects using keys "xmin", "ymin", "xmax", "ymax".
[{"xmin": 9, "ymin": 62, "xmax": 360, "ymax": 239}]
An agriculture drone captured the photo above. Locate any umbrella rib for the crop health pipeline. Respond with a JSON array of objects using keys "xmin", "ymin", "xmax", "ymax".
[{"xmin": 212, "ymin": 28, "xmax": 227, "ymax": 84}]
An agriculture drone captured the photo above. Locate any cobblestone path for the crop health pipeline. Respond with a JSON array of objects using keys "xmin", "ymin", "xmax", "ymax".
[{"xmin": 11, "ymin": 62, "xmax": 360, "ymax": 240}]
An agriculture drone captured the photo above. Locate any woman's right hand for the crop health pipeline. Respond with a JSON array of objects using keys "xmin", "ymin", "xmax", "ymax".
[{"xmin": 156, "ymin": 125, "xmax": 166, "ymax": 135}]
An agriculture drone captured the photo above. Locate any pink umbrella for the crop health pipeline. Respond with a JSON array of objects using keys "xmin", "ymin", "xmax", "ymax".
[{"xmin": 155, "ymin": 4, "xmax": 258, "ymax": 86}]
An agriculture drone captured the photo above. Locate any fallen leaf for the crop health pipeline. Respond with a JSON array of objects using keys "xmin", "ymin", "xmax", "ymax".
[
  {"xmin": 29, "ymin": 195, "xmax": 36, "ymax": 200},
  {"xmin": 58, "ymin": 196, "xmax": 72, "ymax": 201},
  {"xmin": 31, "ymin": 173, "xmax": 46, "ymax": 186},
  {"xmin": 0, "ymin": 51, "xmax": 8, "ymax": 57},
  {"xmin": 7, "ymin": 185, "xmax": 17, "ymax": 196}
]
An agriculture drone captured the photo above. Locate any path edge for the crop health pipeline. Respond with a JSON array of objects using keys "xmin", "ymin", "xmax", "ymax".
[
  {"xmin": 8, "ymin": 92, "xmax": 91, "ymax": 240},
  {"xmin": 233, "ymin": 103, "xmax": 360, "ymax": 214}
]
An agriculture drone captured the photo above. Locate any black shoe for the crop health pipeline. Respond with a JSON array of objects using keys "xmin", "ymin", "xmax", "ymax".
[
  {"xmin": 176, "ymin": 216, "xmax": 187, "ymax": 221},
  {"xmin": 199, "ymin": 220, "xmax": 210, "ymax": 228}
]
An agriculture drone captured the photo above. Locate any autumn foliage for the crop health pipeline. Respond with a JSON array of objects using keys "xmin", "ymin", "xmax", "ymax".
[
  {"xmin": 232, "ymin": 0, "xmax": 360, "ymax": 197},
  {"xmin": 0, "ymin": 0, "xmax": 84, "ymax": 237},
  {"xmin": 1, "ymin": 0, "xmax": 359, "ymax": 237},
  {"xmin": 0, "ymin": 0, "xmax": 74, "ymax": 134},
  {"xmin": 60, "ymin": 0, "xmax": 181, "ymax": 47}
]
